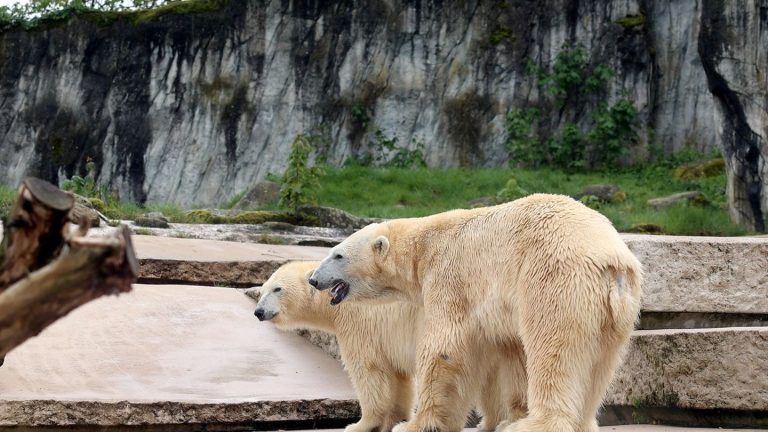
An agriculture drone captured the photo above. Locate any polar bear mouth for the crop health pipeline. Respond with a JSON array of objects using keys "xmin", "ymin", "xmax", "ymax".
[{"xmin": 329, "ymin": 280, "xmax": 350, "ymax": 305}]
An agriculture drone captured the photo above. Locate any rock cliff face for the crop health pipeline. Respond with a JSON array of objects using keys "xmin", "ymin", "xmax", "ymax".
[{"xmin": 0, "ymin": 0, "xmax": 765, "ymax": 228}]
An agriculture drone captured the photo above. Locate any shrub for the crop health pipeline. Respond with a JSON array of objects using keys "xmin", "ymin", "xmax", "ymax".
[
  {"xmin": 506, "ymin": 45, "xmax": 640, "ymax": 170},
  {"xmin": 279, "ymin": 134, "xmax": 325, "ymax": 213}
]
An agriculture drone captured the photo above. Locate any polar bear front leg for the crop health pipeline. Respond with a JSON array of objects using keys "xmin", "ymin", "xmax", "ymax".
[
  {"xmin": 394, "ymin": 318, "xmax": 476, "ymax": 432},
  {"xmin": 344, "ymin": 366, "xmax": 402, "ymax": 432}
]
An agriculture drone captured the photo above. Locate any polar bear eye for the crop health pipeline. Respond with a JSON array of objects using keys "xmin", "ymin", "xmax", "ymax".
[
  {"xmin": 334, "ymin": 254, "xmax": 343, "ymax": 260},
  {"xmin": 273, "ymin": 287, "xmax": 282, "ymax": 293}
]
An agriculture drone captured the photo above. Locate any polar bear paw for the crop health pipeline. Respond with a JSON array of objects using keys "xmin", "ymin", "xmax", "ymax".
[
  {"xmin": 494, "ymin": 419, "xmax": 512, "ymax": 432},
  {"xmin": 344, "ymin": 420, "xmax": 379, "ymax": 432},
  {"xmin": 478, "ymin": 417, "xmax": 502, "ymax": 432},
  {"xmin": 391, "ymin": 420, "xmax": 418, "ymax": 432}
]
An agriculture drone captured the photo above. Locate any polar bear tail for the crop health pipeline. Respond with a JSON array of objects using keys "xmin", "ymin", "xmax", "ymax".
[{"xmin": 608, "ymin": 261, "xmax": 643, "ymax": 331}]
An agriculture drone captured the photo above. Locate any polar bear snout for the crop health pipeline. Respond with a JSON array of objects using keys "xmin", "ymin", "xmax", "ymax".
[
  {"xmin": 254, "ymin": 307, "xmax": 277, "ymax": 321},
  {"xmin": 308, "ymin": 275, "xmax": 320, "ymax": 288}
]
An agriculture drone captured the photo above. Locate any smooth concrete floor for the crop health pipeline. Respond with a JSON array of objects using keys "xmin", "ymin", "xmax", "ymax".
[
  {"xmin": 0, "ymin": 284, "xmax": 355, "ymax": 403},
  {"xmin": 132, "ymin": 235, "xmax": 330, "ymax": 262}
]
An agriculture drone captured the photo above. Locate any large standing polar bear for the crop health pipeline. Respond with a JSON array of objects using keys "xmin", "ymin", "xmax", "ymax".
[
  {"xmin": 253, "ymin": 261, "xmax": 527, "ymax": 432},
  {"xmin": 309, "ymin": 194, "xmax": 643, "ymax": 432}
]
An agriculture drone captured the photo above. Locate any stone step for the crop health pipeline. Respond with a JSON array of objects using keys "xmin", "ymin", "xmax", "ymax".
[
  {"xmin": 292, "ymin": 312, "xmax": 768, "ymax": 426},
  {"xmin": 133, "ymin": 234, "xmax": 768, "ymax": 313},
  {"xmin": 296, "ymin": 428, "xmax": 765, "ymax": 432},
  {"xmin": 133, "ymin": 235, "xmax": 329, "ymax": 287},
  {"xmin": 623, "ymin": 234, "xmax": 768, "ymax": 314},
  {"xmin": 131, "ymin": 234, "xmax": 768, "ymax": 322},
  {"xmin": 0, "ymin": 284, "xmax": 358, "ymax": 428},
  {"xmin": 1, "ymin": 284, "xmax": 765, "ymax": 428}
]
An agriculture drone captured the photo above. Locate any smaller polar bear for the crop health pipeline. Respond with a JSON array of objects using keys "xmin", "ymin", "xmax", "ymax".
[{"xmin": 252, "ymin": 261, "xmax": 527, "ymax": 432}]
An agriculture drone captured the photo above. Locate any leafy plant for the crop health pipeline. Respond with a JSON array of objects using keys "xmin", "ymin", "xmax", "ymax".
[
  {"xmin": 506, "ymin": 44, "xmax": 640, "ymax": 170},
  {"xmin": 496, "ymin": 176, "xmax": 528, "ymax": 203},
  {"xmin": 278, "ymin": 134, "xmax": 325, "ymax": 213},
  {"xmin": 350, "ymin": 102, "xmax": 370, "ymax": 129},
  {"xmin": 61, "ymin": 159, "xmax": 113, "ymax": 202},
  {"xmin": 346, "ymin": 129, "xmax": 427, "ymax": 169}
]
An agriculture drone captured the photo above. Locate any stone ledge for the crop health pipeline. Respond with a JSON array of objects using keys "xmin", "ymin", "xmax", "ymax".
[
  {"xmin": 132, "ymin": 234, "xmax": 768, "ymax": 314},
  {"xmin": 0, "ymin": 399, "xmax": 359, "ymax": 427},
  {"xmin": 623, "ymin": 234, "xmax": 768, "ymax": 313},
  {"xmin": 299, "ymin": 327, "xmax": 768, "ymax": 413},
  {"xmin": 607, "ymin": 327, "xmax": 768, "ymax": 411}
]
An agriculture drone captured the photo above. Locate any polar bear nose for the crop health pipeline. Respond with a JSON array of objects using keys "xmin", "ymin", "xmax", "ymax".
[
  {"xmin": 308, "ymin": 277, "xmax": 319, "ymax": 288},
  {"xmin": 254, "ymin": 308, "xmax": 265, "ymax": 321}
]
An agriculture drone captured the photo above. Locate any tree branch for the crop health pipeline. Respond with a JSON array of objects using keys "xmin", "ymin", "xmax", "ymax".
[{"xmin": 0, "ymin": 178, "xmax": 137, "ymax": 361}]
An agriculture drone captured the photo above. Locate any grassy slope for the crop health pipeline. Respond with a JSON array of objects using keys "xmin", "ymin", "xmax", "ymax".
[
  {"xmin": 0, "ymin": 160, "xmax": 747, "ymax": 236},
  {"xmin": 315, "ymin": 164, "xmax": 746, "ymax": 236}
]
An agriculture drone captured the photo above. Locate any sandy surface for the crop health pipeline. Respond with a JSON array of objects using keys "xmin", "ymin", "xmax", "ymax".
[{"xmin": 0, "ymin": 284, "xmax": 354, "ymax": 403}]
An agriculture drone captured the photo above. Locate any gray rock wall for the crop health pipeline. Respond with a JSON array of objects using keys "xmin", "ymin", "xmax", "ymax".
[{"xmin": 0, "ymin": 0, "xmax": 765, "ymax": 212}]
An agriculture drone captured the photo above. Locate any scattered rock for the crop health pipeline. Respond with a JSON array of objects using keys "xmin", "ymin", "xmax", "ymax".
[
  {"xmin": 144, "ymin": 212, "xmax": 169, "ymax": 223},
  {"xmin": 297, "ymin": 239, "xmax": 340, "ymax": 247},
  {"xmin": 467, "ymin": 196, "xmax": 496, "ymax": 208},
  {"xmin": 184, "ymin": 209, "xmax": 296, "ymax": 225},
  {"xmin": 233, "ymin": 181, "xmax": 281, "ymax": 210},
  {"xmin": 134, "ymin": 216, "xmax": 170, "ymax": 229},
  {"xmin": 262, "ymin": 221, "xmax": 297, "ymax": 232},
  {"xmin": 628, "ymin": 223, "xmax": 665, "ymax": 234},
  {"xmin": 574, "ymin": 184, "xmax": 625, "ymax": 203},
  {"xmin": 71, "ymin": 201, "xmax": 101, "ymax": 227},
  {"xmin": 579, "ymin": 195, "xmax": 601, "ymax": 209},
  {"xmin": 673, "ymin": 158, "xmax": 725, "ymax": 180},
  {"xmin": 296, "ymin": 206, "xmax": 377, "ymax": 229},
  {"xmin": 647, "ymin": 191, "xmax": 709, "ymax": 209},
  {"xmin": 231, "ymin": 211, "xmax": 294, "ymax": 225}
]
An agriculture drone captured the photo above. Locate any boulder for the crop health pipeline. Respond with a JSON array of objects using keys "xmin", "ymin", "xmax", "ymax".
[
  {"xmin": 296, "ymin": 206, "xmax": 378, "ymax": 229},
  {"xmin": 647, "ymin": 191, "xmax": 709, "ymax": 209},
  {"xmin": 134, "ymin": 217, "xmax": 170, "ymax": 229},
  {"xmin": 232, "ymin": 181, "xmax": 281, "ymax": 210},
  {"xmin": 574, "ymin": 184, "xmax": 625, "ymax": 203},
  {"xmin": 628, "ymin": 223, "xmax": 664, "ymax": 234},
  {"xmin": 71, "ymin": 201, "xmax": 101, "ymax": 227},
  {"xmin": 144, "ymin": 212, "xmax": 169, "ymax": 223},
  {"xmin": 673, "ymin": 158, "xmax": 725, "ymax": 180}
]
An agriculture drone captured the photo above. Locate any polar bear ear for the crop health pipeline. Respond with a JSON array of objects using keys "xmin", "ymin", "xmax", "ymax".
[{"xmin": 372, "ymin": 235, "xmax": 389, "ymax": 257}]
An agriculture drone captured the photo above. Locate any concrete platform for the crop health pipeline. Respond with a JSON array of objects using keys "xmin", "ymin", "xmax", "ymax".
[
  {"xmin": 0, "ymin": 284, "xmax": 358, "ymax": 427},
  {"xmin": 623, "ymin": 234, "xmax": 768, "ymax": 313},
  {"xmin": 133, "ymin": 236, "xmax": 329, "ymax": 287},
  {"xmin": 131, "ymin": 234, "xmax": 768, "ymax": 313}
]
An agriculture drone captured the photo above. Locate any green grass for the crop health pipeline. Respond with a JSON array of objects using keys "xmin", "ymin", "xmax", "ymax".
[
  {"xmin": 314, "ymin": 162, "xmax": 747, "ymax": 236},
  {"xmin": 0, "ymin": 184, "xmax": 15, "ymax": 221},
  {"xmin": 0, "ymin": 156, "xmax": 750, "ymax": 236}
]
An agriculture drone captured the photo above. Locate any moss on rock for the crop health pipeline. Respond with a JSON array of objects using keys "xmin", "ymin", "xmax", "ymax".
[{"xmin": 673, "ymin": 158, "xmax": 725, "ymax": 180}]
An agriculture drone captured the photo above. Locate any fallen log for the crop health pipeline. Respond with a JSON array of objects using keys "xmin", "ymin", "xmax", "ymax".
[{"xmin": 0, "ymin": 178, "xmax": 137, "ymax": 360}]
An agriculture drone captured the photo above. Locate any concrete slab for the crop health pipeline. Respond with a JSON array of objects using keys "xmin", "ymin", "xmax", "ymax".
[
  {"xmin": 623, "ymin": 234, "xmax": 768, "ymax": 314},
  {"xmin": 297, "ymin": 325, "xmax": 768, "ymax": 414},
  {"xmin": 130, "ymin": 234, "xmax": 768, "ymax": 312},
  {"xmin": 305, "ymin": 428, "xmax": 765, "ymax": 432},
  {"xmin": 607, "ymin": 326, "xmax": 768, "ymax": 412},
  {"xmin": 133, "ymin": 236, "xmax": 329, "ymax": 287},
  {"xmin": 0, "ymin": 284, "xmax": 358, "ymax": 426}
]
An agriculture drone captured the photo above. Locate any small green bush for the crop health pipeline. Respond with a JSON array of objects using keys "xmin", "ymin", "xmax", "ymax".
[
  {"xmin": 506, "ymin": 45, "xmax": 640, "ymax": 170},
  {"xmin": 279, "ymin": 134, "xmax": 325, "ymax": 213}
]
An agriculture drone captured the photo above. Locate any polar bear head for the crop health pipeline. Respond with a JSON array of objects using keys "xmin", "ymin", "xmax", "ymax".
[
  {"xmin": 253, "ymin": 261, "xmax": 319, "ymax": 329},
  {"xmin": 309, "ymin": 222, "xmax": 400, "ymax": 305}
]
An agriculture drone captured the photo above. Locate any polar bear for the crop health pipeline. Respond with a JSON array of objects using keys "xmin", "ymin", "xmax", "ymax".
[
  {"xmin": 252, "ymin": 261, "xmax": 527, "ymax": 432},
  {"xmin": 308, "ymin": 194, "xmax": 643, "ymax": 432}
]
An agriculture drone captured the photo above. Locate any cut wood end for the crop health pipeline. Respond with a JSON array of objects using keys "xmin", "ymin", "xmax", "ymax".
[
  {"xmin": 22, "ymin": 178, "xmax": 73, "ymax": 212},
  {"xmin": 121, "ymin": 225, "xmax": 140, "ymax": 278}
]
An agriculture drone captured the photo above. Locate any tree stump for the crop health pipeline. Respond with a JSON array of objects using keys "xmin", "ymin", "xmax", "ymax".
[{"xmin": 0, "ymin": 178, "xmax": 137, "ymax": 361}]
